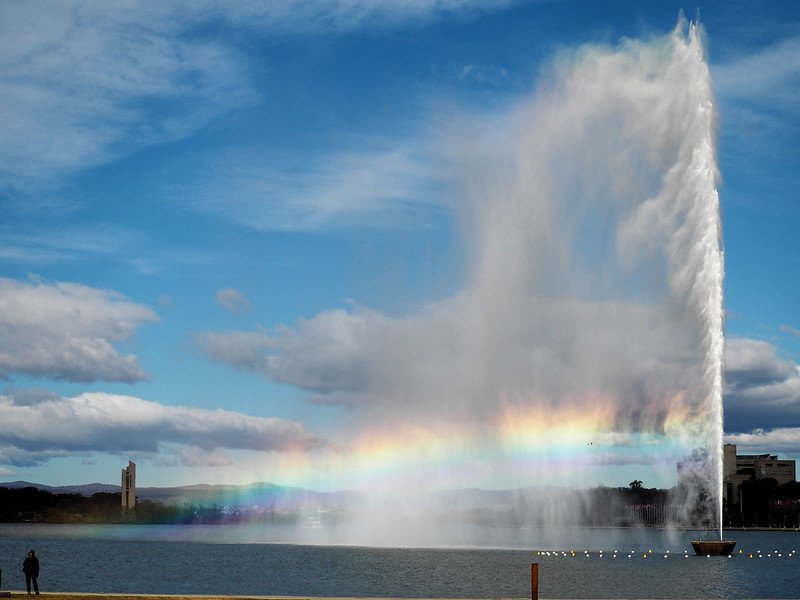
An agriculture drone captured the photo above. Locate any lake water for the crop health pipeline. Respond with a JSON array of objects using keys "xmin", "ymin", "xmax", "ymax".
[{"xmin": 1, "ymin": 524, "xmax": 799, "ymax": 598}]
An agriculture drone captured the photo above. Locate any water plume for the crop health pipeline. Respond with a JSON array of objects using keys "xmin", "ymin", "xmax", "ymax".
[
  {"xmin": 435, "ymin": 16, "xmax": 724, "ymax": 529},
  {"xmin": 231, "ymin": 17, "xmax": 725, "ymax": 544}
]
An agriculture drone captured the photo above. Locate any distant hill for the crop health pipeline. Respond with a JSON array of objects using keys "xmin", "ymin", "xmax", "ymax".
[
  {"xmin": 0, "ymin": 479, "xmax": 357, "ymax": 511},
  {"xmin": 138, "ymin": 481, "xmax": 356, "ymax": 511},
  {"xmin": 0, "ymin": 480, "xmax": 120, "ymax": 496},
  {"xmin": 0, "ymin": 480, "xmax": 573, "ymax": 507}
]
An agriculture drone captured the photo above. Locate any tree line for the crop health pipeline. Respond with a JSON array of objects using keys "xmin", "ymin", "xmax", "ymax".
[
  {"xmin": 0, "ymin": 486, "xmax": 249, "ymax": 524},
  {"xmin": 725, "ymin": 478, "xmax": 800, "ymax": 528}
]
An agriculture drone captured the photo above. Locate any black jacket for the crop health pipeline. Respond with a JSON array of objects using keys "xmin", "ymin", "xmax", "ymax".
[{"xmin": 23, "ymin": 556, "xmax": 39, "ymax": 577}]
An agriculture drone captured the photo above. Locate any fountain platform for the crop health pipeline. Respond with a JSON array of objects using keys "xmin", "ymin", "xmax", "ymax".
[{"xmin": 691, "ymin": 540, "xmax": 736, "ymax": 556}]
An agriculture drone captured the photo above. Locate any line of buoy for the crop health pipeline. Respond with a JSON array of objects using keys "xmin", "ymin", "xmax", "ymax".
[{"xmin": 535, "ymin": 548, "xmax": 797, "ymax": 559}]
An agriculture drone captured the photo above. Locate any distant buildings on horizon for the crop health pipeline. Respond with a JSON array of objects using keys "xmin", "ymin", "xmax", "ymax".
[{"xmin": 722, "ymin": 443, "xmax": 796, "ymax": 508}]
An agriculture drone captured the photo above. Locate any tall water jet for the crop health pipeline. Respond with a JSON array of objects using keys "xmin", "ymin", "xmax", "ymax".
[{"xmin": 671, "ymin": 21, "xmax": 725, "ymax": 539}]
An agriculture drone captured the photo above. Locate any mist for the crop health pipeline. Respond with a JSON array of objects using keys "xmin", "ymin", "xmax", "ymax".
[{"xmin": 199, "ymin": 18, "xmax": 725, "ymax": 542}]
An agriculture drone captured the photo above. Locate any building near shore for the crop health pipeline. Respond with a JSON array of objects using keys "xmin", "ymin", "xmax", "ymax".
[
  {"xmin": 677, "ymin": 444, "xmax": 796, "ymax": 504},
  {"xmin": 723, "ymin": 443, "xmax": 796, "ymax": 506},
  {"xmin": 121, "ymin": 460, "xmax": 136, "ymax": 510}
]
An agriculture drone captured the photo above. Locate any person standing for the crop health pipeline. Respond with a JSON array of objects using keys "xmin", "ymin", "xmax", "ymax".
[{"xmin": 22, "ymin": 549, "xmax": 39, "ymax": 595}]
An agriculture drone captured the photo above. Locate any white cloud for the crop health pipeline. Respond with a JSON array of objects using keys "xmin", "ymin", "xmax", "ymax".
[
  {"xmin": 199, "ymin": 316, "xmax": 800, "ymax": 440},
  {"xmin": 0, "ymin": 391, "xmax": 329, "ymax": 468},
  {"xmin": 168, "ymin": 446, "xmax": 234, "ymax": 468},
  {"xmin": 711, "ymin": 34, "xmax": 800, "ymax": 176},
  {"xmin": 216, "ymin": 288, "xmax": 253, "ymax": 315},
  {"xmin": 206, "ymin": 0, "xmax": 518, "ymax": 33},
  {"xmin": 0, "ymin": 1, "xmax": 254, "ymax": 199},
  {"xmin": 459, "ymin": 64, "xmax": 510, "ymax": 86},
  {"xmin": 781, "ymin": 324, "xmax": 800, "ymax": 339},
  {"xmin": 725, "ymin": 428, "xmax": 800, "ymax": 456},
  {"xmin": 0, "ymin": 277, "xmax": 157, "ymax": 382},
  {"xmin": 0, "ymin": 0, "xmax": 507, "ymax": 243},
  {"xmin": 197, "ymin": 329, "xmax": 276, "ymax": 375},
  {"xmin": 712, "ymin": 36, "xmax": 800, "ymax": 109},
  {"xmin": 197, "ymin": 303, "xmax": 463, "ymax": 400},
  {"xmin": 0, "ymin": 224, "xmax": 139, "ymax": 265},
  {"xmin": 724, "ymin": 337, "xmax": 800, "ymax": 432},
  {"xmin": 0, "ymin": 445, "xmax": 73, "ymax": 469},
  {"xmin": 197, "ymin": 292, "xmax": 706, "ymax": 434},
  {"xmin": 184, "ymin": 145, "xmax": 443, "ymax": 231},
  {"xmin": 725, "ymin": 338, "xmax": 798, "ymax": 383},
  {"xmin": 0, "ymin": 0, "xmax": 518, "ymax": 202}
]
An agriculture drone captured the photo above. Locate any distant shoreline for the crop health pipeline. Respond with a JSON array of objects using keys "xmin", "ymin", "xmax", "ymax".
[{"xmin": 3, "ymin": 594, "xmax": 519, "ymax": 600}]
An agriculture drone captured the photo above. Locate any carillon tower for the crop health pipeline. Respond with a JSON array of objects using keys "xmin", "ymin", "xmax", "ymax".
[{"xmin": 121, "ymin": 460, "xmax": 136, "ymax": 510}]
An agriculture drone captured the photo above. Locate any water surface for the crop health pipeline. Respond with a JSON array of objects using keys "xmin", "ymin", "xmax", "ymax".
[{"xmin": 1, "ymin": 524, "xmax": 798, "ymax": 598}]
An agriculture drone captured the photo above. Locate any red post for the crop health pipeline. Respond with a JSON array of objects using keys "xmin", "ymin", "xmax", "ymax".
[{"xmin": 531, "ymin": 562, "xmax": 539, "ymax": 600}]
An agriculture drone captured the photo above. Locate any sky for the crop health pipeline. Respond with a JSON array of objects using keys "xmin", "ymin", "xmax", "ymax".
[{"xmin": 0, "ymin": 0, "xmax": 798, "ymax": 492}]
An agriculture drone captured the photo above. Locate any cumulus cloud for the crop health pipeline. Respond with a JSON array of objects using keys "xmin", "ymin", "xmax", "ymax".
[
  {"xmin": 198, "ymin": 303, "xmax": 462, "ymax": 400},
  {"xmin": 200, "ymin": 316, "xmax": 800, "ymax": 455},
  {"xmin": 197, "ymin": 296, "xmax": 696, "ymax": 428},
  {"xmin": 725, "ymin": 428, "xmax": 800, "ymax": 456},
  {"xmin": 0, "ymin": 388, "xmax": 61, "ymax": 407},
  {"xmin": 0, "ymin": 391, "xmax": 329, "ymax": 468},
  {"xmin": 216, "ymin": 288, "xmax": 252, "ymax": 315},
  {"xmin": 724, "ymin": 337, "xmax": 800, "ymax": 432},
  {"xmin": 0, "ymin": 277, "xmax": 157, "ymax": 382}
]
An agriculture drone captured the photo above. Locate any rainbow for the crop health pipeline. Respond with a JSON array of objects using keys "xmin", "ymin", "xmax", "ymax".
[{"xmin": 238, "ymin": 391, "xmax": 706, "ymax": 492}]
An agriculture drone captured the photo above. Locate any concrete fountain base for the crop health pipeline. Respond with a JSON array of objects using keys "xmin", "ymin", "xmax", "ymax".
[{"xmin": 691, "ymin": 540, "xmax": 736, "ymax": 556}]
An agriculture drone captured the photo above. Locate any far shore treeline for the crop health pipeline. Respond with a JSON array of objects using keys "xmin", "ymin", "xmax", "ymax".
[
  {"xmin": 2, "ymin": 480, "xmax": 800, "ymax": 528},
  {"xmin": 0, "ymin": 486, "xmax": 243, "ymax": 524}
]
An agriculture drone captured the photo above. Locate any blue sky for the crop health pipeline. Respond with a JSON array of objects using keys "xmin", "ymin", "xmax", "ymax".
[{"xmin": 0, "ymin": 0, "xmax": 798, "ymax": 490}]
